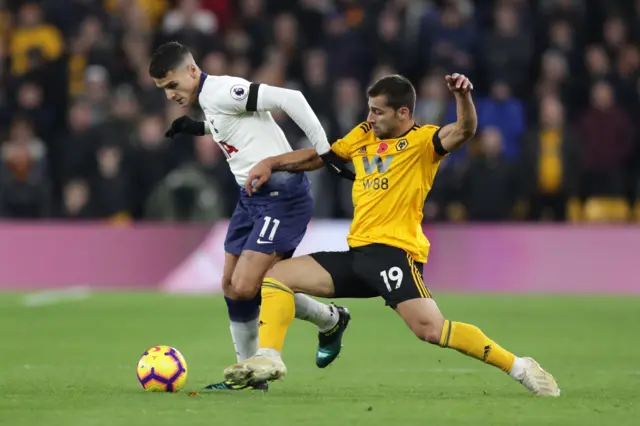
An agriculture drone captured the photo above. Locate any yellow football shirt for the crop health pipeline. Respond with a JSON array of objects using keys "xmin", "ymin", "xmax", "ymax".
[
  {"xmin": 332, "ymin": 122, "xmax": 442, "ymax": 263},
  {"xmin": 10, "ymin": 24, "xmax": 63, "ymax": 76}
]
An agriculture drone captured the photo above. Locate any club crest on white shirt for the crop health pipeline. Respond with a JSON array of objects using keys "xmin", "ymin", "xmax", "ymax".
[{"xmin": 230, "ymin": 84, "xmax": 249, "ymax": 101}]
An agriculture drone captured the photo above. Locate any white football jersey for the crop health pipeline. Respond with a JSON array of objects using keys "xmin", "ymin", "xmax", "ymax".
[{"xmin": 197, "ymin": 74, "xmax": 294, "ymax": 186}]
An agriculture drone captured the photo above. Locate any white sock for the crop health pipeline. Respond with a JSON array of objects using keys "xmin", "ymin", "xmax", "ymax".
[
  {"xmin": 229, "ymin": 318, "xmax": 259, "ymax": 362},
  {"xmin": 509, "ymin": 356, "xmax": 527, "ymax": 380},
  {"xmin": 255, "ymin": 347, "xmax": 281, "ymax": 359},
  {"xmin": 293, "ymin": 293, "xmax": 339, "ymax": 332}
]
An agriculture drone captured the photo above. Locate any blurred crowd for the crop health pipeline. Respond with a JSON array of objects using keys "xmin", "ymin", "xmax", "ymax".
[{"xmin": 1, "ymin": 0, "xmax": 639, "ymax": 223}]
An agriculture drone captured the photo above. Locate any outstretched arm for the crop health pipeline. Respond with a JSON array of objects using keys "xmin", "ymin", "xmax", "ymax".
[
  {"xmin": 249, "ymin": 84, "xmax": 355, "ymax": 179},
  {"xmin": 245, "ymin": 148, "xmax": 355, "ymax": 195},
  {"xmin": 435, "ymin": 74, "xmax": 477, "ymax": 156},
  {"xmin": 249, "ymin": 84, "xmax": 332, "ymax": 155},
  {"xmin": 269, "ymin": 149, "xmax": 324, "ymax": 173}
]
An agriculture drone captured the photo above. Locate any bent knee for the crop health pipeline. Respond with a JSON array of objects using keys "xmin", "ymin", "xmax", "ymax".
[
  {"xmin": 230, "ymin": 275, "xmax": 261, "ymax": 300},
  {"xmin": 409, "ymin": 317, "xmax": 446, "ymax": 345}
]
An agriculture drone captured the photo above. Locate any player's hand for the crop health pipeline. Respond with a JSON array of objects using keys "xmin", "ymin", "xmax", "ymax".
[
  {"xmin": 245, "ymin": 159, "xmax": 273, "ymax": 196},
  {"xmin": 165, "ymin": 116, "xmax": 205, "ymax": 138},
  {"xmin": 445, "ymin": 73, "xmax": 473, "ymax": 95}
]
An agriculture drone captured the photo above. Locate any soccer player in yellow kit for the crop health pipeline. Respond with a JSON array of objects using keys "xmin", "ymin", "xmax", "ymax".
[{"xmin": 224, "ymin": 73, "xmax": 560, "ymax": 397}]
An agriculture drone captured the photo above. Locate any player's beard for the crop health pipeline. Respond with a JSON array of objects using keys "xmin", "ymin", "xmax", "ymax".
[
  {"xmin": 372, "ymin": 125, "xmax": 385, "ymax": 139},
  {"xmin": 374, "ymin": 125, "xmax": 393, "ymax": 140}
]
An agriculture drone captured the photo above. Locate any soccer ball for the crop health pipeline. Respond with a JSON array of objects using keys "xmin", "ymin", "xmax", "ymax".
[{"xmin": 137, "ymin": 346, "xmax": 188, "ymax": 392}]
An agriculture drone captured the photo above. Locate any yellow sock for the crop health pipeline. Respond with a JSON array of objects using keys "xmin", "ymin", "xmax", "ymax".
[
  {"xmin": 258, "ymin": 278, "xmax": 295, "ymax": 353},
  {"xmin": 439, "ymin": 320, "xmax": 516, "ymax": 373}
]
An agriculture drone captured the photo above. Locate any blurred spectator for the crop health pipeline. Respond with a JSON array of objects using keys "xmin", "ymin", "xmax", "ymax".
[
  {"xmin": 162, "ymin": 0, "xmax": 218, "ymax": 58},
  {"xmin": 423, "ymin": 2, "xmax": 475, "ymax": 77},
  {"xmin": 482, "ymin": 4, "xmax": 532, "ymax": 95},
  {"xmin": 470, "ymin": 80, "xmax": 526, "ymax": 161},
  {"xmin": 613, "ymin": 45, "xmax": 640, "ymax": 113},
  {"xmin": 271, "ymin": 13, "xmax": 303, "ymax": 81},
  {"xmin": 522, "ymin": 96, "xmax": 578, "ymax": 221},
  {"xmin": 161, "ymin": 0, "xmax": 217, "ymax": 55},
  {"xmin": 122, "ymin": 34, "xmax": 151, "ymax": 82},
  {"xmin": 578, "ymin": 81, "xmax": 633, "ymax": 198},
  {"xmin": 94, "ymin": 144, "xmax": 131, "ymax": 219},
  {"xmin": 199, "ymin": 0, "xmax": 231, "ymax": 30},
  {"xmin": 136, "ymin": 66, "xmax": 166, "ymax": 113},
  {"xmin": 144, "ymin": 163, "xmax": 226, "ymax": 222},
  {"xmin": 163, "ymin": 0, "xmax": 217, "ymax": 35},
  {"xmin": 461, "ymin": 127, "xmax": 517, "ymax": 221},
  {"xmin": 302, "ymin": 49, "xmax": 335, "ymax": 135},
  {"xmin": 58, "ymin": 178, "xmax": 94, "ymax": 219},
  {"xmin": 129, "ymin": 114, "xmax": 175, "ymax": 218},
  {"xmin": 14, "ymin": 80, "xmax": 54, "ymax": 137},
  {"xmin": 9, "ymin": 2, "xmax": 63, "ymax": 77},
  {"xmin": 224, "ymin": 27, "xmax": 252, "ymax": 64},
  {"xmin": 201, "ymin": 51, "xmax": 228, "ymax": 76},
  {"xmin": 56, "ymin": 99, "xmax": 98, "ymax": 185},
  {"xmin": 99, "ymin": 85, "xmax": 141, "ymax": 146},
  {"xmin": 238, "ymin": 0, "xmax": 270, "ymax": 67},
  {"xmin": 105, "ymin": 0, "xmax": 168, "ymax": 32},
  {"xmin": 415, "ymin": 72, "xmax": 448, "ymax": 126},
  {"xmin": 296, "ymin": 0, "xmax": 328, "ymax": 48},
  {"xmin": 333, "ymin": 78, "xmax": 364, "ymax": 141},
  {"xmin": 67, "ymin": 15, "xmax": 114, "ymax": 98},
  {"xmin": 81, "ymin": 65, "xmax": 111, "ymax": 125},
  {"xmin": 546, "ymin": 19, "xmax": 579, "ymax": 73},
  {"xmin": 602, "ymin": 16, "xmax": 627, "ymax": 59},
  {"xmin": 535, "ymin": 49, "xmax": 579, "ymax": 119},
  {"xmin": 584, "ymin": 44, "xmax": 612, "ymax": 83},
  {"xmin": 0, "ymin": 117, "xmax": 50, "ymax": 218},
  {"xmin": 228, "ymin": 56, "xmax": 252, "ymax": 80},
  {"xmin": 193, "ymin": 135, "xmax": 235, "ymax": 213},
  {"xmin": 324, "ymin": 12, "xmax": 369, "ymax": 82},
  {"xmin": 374, "ymin": 9, "xmax": 409, "ymax": 75}
]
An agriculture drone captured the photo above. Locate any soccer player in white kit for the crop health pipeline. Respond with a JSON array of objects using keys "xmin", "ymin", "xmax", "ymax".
[{"xmin": 149, "ymin": 42, "xmax": 353, "ymax": 390}]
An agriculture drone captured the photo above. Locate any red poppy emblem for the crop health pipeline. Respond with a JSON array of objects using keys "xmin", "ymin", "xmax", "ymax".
[{"xmin": 377, "ymin": 142, "xmax": 388, "ymax": 154}]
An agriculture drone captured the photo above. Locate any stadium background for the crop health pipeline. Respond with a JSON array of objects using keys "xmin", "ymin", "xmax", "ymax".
[{"xmin": 1, "ymin": 2, "xmax": 640, "ymax": 425}]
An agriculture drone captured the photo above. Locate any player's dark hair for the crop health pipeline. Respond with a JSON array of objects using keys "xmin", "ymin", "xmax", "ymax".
[
  {"xmin": 367, "ymin": 75, "xmax": 416, "ymax": 115},
  {"xmin": 148, "ymin": 42, "xmax": 191, "ymax": 79}
]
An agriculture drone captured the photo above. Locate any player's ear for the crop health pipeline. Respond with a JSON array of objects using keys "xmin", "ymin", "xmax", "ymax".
[
  {"xmin": 187, "ymin": 63, "xmax": 198, "ymax": 77},
  {"xmin": 397, "ymin": 106, "xmax": 410, "ymax": 119}
]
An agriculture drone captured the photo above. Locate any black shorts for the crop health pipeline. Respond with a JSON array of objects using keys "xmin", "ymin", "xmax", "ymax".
[{"xmin": 310, "ymin": 244, "xmax": 432, "ymax": 308}]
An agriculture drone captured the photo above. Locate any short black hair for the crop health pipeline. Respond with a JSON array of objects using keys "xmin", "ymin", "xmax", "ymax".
[
  {"xmin": 367, "ymin": 74, "xmax": 416, "ymax": 115},
  {"xmin": 149, "ymin": 42, "xmax": 191, "ymax": 79}
]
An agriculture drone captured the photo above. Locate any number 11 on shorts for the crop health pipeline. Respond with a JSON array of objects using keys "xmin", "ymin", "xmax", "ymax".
[
  {"xmin": 259, "ymin": 216, "xmax": 280, "ymax": 243},
  {"xmin": 380, "ymin": 267, "xmax": 403, "ymax": 292}
]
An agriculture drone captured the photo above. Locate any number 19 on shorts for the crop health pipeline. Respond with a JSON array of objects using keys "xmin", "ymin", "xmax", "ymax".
[{"xmin": 380, "ymin": 267, "xmax": 403, "ymax": 292}]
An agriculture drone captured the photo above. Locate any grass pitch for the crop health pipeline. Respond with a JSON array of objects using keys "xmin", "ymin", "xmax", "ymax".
[{"xmin": 1, "ymin": 292, "xmax": 639, "ymax": 426}]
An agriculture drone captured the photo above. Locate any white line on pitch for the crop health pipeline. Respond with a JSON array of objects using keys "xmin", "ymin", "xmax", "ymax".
[{"xmin": 23, "ymin": 286, "xmax": 91, "ymax": 307}]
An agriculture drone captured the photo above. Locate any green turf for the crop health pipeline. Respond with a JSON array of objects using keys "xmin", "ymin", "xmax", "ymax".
[{"xmin": 1, "ymin": 292, "xmax": 639, "ymax": 426}]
